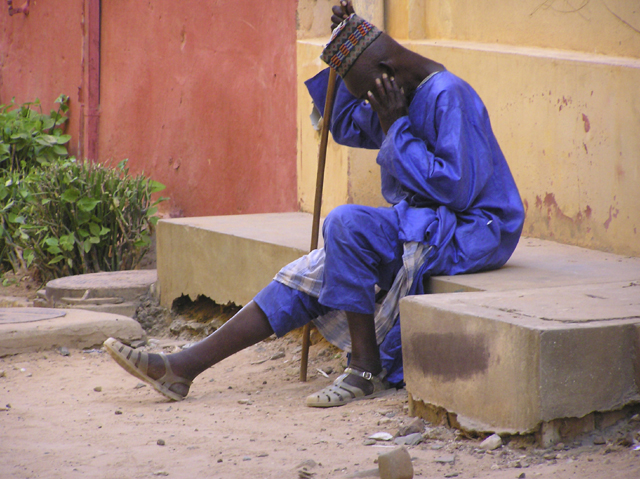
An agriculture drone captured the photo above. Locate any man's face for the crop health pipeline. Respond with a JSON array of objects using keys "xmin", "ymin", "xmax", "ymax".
[{"xmin": 342, "ymin": 54, "xmax": 379, "ymax": 101}]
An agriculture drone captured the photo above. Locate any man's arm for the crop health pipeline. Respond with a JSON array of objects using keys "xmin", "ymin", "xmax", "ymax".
[
  {"xmin": 305, "ymin": 69, "xmax": 384, "ymax": 150},
  {"xmin": 377, "ymin": 87, "xmax": 495, "ymax": 212}
]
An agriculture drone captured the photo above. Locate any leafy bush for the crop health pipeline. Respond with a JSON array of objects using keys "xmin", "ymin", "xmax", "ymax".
[
  {"xmin": 0, "ymin": 95, "xmax": 71, "ymax": 173},
  {"xmin": 0, "ymin": 97, "xmax": 166, "ymax": 281}
]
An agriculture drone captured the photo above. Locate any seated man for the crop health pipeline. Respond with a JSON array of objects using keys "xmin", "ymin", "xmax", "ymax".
[{"xmin": 104, "ymin": 1, "xmax": 525, "ymax": 408}]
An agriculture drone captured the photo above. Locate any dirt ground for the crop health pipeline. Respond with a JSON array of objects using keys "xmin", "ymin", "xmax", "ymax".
[{"xmin": 1, "ymin": 274, "xmax": 640, "ymax": 478}]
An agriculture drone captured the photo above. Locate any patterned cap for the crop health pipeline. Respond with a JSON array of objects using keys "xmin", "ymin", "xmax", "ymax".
[{"xmin": 321, "ymin": 13, "xmax": 382, "ymax": 77}]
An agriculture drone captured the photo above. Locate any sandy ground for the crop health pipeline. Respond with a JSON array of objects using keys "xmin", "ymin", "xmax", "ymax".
[{"xmin": 2, "ymin": 330, "xmax": 640, "ymax": 479}]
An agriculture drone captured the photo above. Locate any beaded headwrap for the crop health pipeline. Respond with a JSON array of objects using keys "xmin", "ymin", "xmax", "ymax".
[{"xmin": 320, "ymin": 13, "xmax": 382, "ymax": 78}]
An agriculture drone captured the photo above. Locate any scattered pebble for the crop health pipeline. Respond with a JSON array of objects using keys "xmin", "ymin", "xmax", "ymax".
[
  {"xmin": 480, "ymin": 433, "xmax": 503, "ymax": 451},
  {"xmin": 394, "ymin": 433, "xmax": 422, "ymax": 446},
  {"xmin": 152, "ymin": 471, "xmax": 169, "ymax": 476},
  {"xmin": 134, "ymin": 383, "xmax": 146, "ymax": 389},
  {"xmin": 157, "ymin": 439, "xmax": 165, "ymax": 446},
  {"xmin": 517, "ymin": 473, "xmax": 526, "ymax": 479},
  {"xmin": 397, "ymin": 417, "xmax": 424, "ymax": 437},
  {"xmin": 115, "ymin": 410, "xmax": 123, "ymax": 415},
  {"xmin": 0, "ymin": 370, "xmax": 5, "ymax": 378},
  {"xmin": 270, "ymin": 351, "xmax": 285, "ymax": 360},
  {"xmin": 434, "ymin": 454, "xmax": 456, "ymax": 464},
  {"xmin": 242, "ymin": 456, "xmax": 251, "ymax": 461},
  {"xmin": 444, "ymin": 473, "xmax": 459, "ymax": 478},
  {"xmin": 368, "ymin": 432, "xmax": 394, "ymax": 441},
  {"xmin": 363, "ymin": 439, "xmax": 377, "ymax": 446},
  {"xmin": 94, "ymin": 386, "xmax": 102, "ymax": 392},
  {"xmin": 217, "ymin": 458, "xmax": 223, "ymax": 463},
  {"xmin": 59, "ymin": 347, "xmax": 70, "ymax": 357},
  {"xmin": 542, "ymin": 453, "xmax": 556, "ymax": 461},
  {"xmin": 238, "ymin": 399, "xmax": 253, "ymax": 405}
]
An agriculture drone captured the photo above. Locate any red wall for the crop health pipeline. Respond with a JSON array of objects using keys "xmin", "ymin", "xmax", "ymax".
[
  {"xmin": 1, "ymin": 0, "xmax": 298, "ymax": 217},
  {"xmin": 0, "ymin": 1, "xmax": 83, "ymax": 155}
]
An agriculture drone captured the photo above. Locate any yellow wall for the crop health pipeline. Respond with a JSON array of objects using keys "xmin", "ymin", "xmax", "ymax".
[{"xmin": 297, "ymin": 1, "xmax": 640, "ymax": 256}]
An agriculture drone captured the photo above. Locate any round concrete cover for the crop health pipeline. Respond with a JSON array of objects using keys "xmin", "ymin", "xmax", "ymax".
[
  {"xmin": 46, "ymin": 270, "xmax": 157, "ymax": 292},
  {"xmin": 0, "ymin": 308, "xmax": 67, "ymax": 324}
]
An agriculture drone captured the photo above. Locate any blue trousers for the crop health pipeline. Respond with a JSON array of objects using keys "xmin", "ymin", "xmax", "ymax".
[{"xmin": 253, "ymin": 205, "xmax": 407, "ymax": 384}]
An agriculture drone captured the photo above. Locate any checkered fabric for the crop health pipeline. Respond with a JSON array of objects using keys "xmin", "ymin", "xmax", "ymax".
[
  {"xmin": 274, "ymin": 242, "xmax": 432, "ymax": 352},
  {"xmin": 321, "ymin": 13, "xmax": 382, "ymax": 77}
]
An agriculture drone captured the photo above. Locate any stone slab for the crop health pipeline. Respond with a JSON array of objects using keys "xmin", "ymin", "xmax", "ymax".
[
  {"xmin": 0, "ymin": 308, "xmax": 144, "ymax": 356},
  {"xmin": 156, "ymin": 213, "xmax": 323, "ymax": 308},
  {"xmin": 428, "ymin": 237, "xmax": 640, "ymax": 294},
  {"xmin": 400, "ymin": 280, "xmax": 640, "ymax": 434},
  {"xmin": 43, "ymin": 270, "xmax": 157, "ymax": 302}
]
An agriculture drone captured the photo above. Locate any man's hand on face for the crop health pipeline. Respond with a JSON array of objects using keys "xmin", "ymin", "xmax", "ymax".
[
  {"xmin": 367, "ymin": 74, "xmax": 409, "ymax": 134},
  {"xmin": 331, "ymin": 1, "xmax": 355, "ymax": 30}
]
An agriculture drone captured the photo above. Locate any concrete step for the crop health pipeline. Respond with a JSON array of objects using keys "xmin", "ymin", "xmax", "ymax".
[
  {"xmin": 157, "ymin": 213, "xmax": 323, "ymax": 308},
  {"xmin": 156, "ymin": 212, "xmax": 640, "ymax": 441}
]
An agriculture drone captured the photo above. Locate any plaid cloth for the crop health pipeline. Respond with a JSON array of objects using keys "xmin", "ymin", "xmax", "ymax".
[{"xmin": 274, "ymin": 242, "xmax": 432, "ymax": 352}]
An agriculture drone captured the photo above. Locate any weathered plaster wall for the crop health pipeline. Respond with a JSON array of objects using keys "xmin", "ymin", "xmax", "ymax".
[
  {"xmin": 296, "ymin": 0, "xmax": 640, "ymax": 256},
  {"xmin": 99, "ymin": 1, "xmax": 298, "ymax": 217},
  {"xmin": 1, "ymin": 0, "xmax": 299, "ymax": 218},
  {"xmin": 0, "ymin": 1, "xmax": 83, "ymax": 156}
]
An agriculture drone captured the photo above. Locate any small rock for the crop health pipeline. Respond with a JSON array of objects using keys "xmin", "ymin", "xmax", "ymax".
[
  {"xmin": 0, "ymin": 370, "xmax": 6, "ymax": 378},
  {"xmin": 394, "ymin": 433, "xmax": 422, "ymax": 446},
  {"xmin": 543, "ymin": 453, "xmax": 557, "ymax": 461},
  {"xmin": 217, "ymin": 458, "xmax": 223, "ymax": 463},
  {"xmin": 490, "ymin": 464, "xmax": 500, "ymax": 470},
  {"xmin": 480, "ymin": 433, "xmax": 502, "ymax": 451},
  {"xmin": 434, "ymin": 454, "xmax": 456, "ymax": 465},
  {"xmin": 238, "ymin": 399, "xmax": 253, "ymax": 405},
  {"xmin": 397, "ymin": 417, "xmax": 424, "ymax": 437},
  {"xmin": 444, "ymin": 473, "xmax": 459, "ymax": 478},
  {"xmin": 363, "ymin": 439, "xmax": 377, "ymax": 446},
  {"xmin": 378, "ymin": 446, "xmax": 413, "ymax": 479},
  {"xmin": 270, "ymin": 351, "xmax": 285, "ymax": 360},
  {"xmin": 134, "ymin": 383, "xmax": 146, "ymax": 389},
  {"xmin": 153, "ymin": 472, "xmax": 169, "ymax": 476},
  {"xmin": 629, "ymin": 414, "xmax": 640, "ymax": 422},
  {"xmin": 508, "ymin": 460, "xmax": 522, "ymax": 468},
  {"xmin": 431, "ymin": 444, "xmax": 444, "ymax": 450},
  {"xmin": 114, "ymin": 410, "xmax": 123, "ymax": 415},
  {"xmin": 242, "ymin": 456, "xmax": 251, "ymax": 461},
  {"xmin": 59, "ymin": 347, "xmax": 70, "ymax": 357},
  {"xmin": 369, "ymin": 432, "xmax": 394, "ymax": 441},
  {"xmin": 593, "ymin": 436, "xmax": 606, "ymax": 445},
  {"xmin": 131, "ymin": 339, "xmax": 147, "ymax": 348},
  {"xmin": 517, "ymin": 474, "xmax": 526, "ymax": 479},
  {"xmin": 296, "ymin": 459, "xmax": 317, "ymax": 469},
  {"xmin": 94, "ymin": 386, "xmax": 102, "ymax": 392},
  {"xmin": 157, "ymin": 439, "xmax": 165, "ymax": 446}
]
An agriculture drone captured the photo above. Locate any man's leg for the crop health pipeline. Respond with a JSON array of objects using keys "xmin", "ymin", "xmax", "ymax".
[
  {"xmin": 106, "ymin": 281, "xmax": 330, "ymax": 399},
  {"xmin": 121, "ymin": 301, "xmax": 274, "ymax": 398},
  {"xmin": 319, "ymin": 204, "xmax": 404, "ymax": 395}
]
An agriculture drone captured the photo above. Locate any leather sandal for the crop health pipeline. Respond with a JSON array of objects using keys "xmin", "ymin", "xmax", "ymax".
[
  {"xmin": 306, "ymin": 367, "xmax": 390, "ymax": 408},
  {"xmin": 103, "ymin": 337, "xmax": 192, "ymax": 401}
]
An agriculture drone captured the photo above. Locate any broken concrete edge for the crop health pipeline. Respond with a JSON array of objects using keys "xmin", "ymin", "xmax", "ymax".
[{"xmin": 408, "ymin": 392, "xmax": 640, "ymax": 447}]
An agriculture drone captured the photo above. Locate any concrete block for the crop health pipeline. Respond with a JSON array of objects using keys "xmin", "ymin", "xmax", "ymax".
[
  {"xmin": 157, "ymin": 213, "xmax": 322, "ymax": 308},
  {"xmin": 400, "ymin": 280, "xmax": 640, "ymax": 434},
  {"xmin": 378, "ymin": 447, "xmax": 413, "ymax": 479},
  {"xmin": 427, "ymin": 237, "xmax": 640, "ymax": 294},
  {"xmin": 0, "ymin": 308, "xmax": 144, "ymax": 356}
]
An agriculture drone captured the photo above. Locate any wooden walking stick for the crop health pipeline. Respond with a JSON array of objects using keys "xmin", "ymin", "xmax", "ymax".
[{"xmin": 300, "ymin": 67, "xmax": 338, "ymax": 382}]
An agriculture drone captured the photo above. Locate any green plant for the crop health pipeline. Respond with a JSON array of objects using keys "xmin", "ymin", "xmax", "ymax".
[
  {"xmin": 0, "ymin": 95, "xmax": 70, "ymax": 173},
  {"xmin": 1, "ymin": 158, "xmax": 166, "ymax": 280}
]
